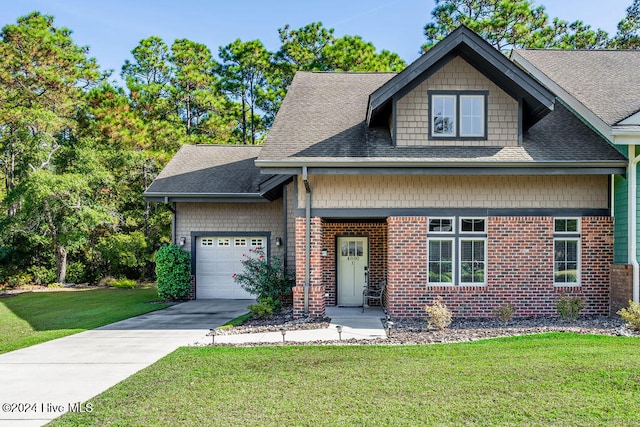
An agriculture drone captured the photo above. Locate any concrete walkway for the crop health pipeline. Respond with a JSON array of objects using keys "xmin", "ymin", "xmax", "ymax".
[{"xmin": 0, "ymin": 301, "xmax": 386, "ymax": 426}]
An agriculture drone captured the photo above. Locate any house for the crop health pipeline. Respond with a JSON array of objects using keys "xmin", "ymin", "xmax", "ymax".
[
  {"xmin": 145, "ymin": 26, "xmax": 630, "ymax": 318},
  {"xmin": 511, "ymin": 49, "xmax": 640, "ymax": 314}
]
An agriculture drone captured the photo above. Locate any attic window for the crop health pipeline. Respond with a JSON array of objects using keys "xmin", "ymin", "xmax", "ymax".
[{"xmin": 429, "ymin": 91, "xmax": 488, "ymax": 140}]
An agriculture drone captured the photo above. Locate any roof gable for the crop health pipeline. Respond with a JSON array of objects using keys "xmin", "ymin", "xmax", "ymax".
[{"xmin": 367, "ymin": 25, "xmax": 555, "ymax": 130}]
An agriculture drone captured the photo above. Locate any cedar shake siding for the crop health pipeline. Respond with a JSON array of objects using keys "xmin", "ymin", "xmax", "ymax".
[
  {"xmin": 297, "ymin": 175, "xmax": 609, "ymax": 210},
  {"xmin": 396, "ymin": 57, "xmax": 519, "ymax": 147}
]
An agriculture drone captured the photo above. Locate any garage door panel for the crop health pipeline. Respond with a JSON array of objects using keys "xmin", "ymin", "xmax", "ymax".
[{"xmin": 195, "ymin": 236, "xmax": 265, "ymax": 299}]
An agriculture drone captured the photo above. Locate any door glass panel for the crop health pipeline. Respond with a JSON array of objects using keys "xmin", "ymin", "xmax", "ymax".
[
  {"xmin": 356, "ymin": 241, "xmax": 363, "ymax": 256},
  {"xmin": 341, "ymin": 243, "xmax": 348, "ymax": 257},
  {"xmin": 349, "ymin": 241, "xmax": 356, "ymax": 257}
]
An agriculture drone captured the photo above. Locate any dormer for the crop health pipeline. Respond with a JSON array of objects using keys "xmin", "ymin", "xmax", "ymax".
[{"xmin": 366, "ymin": 26, "xmax": 556, "ymax": 148}]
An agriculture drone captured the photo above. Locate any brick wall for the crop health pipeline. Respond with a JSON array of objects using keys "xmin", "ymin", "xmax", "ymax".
[
  {"xmin": 293, "ymin": 217, "xmax": 324, "ymax": 318},
  {"xmin": 395, "ymin": 56, "xmax": 518, "ymax": 147},
  {"xmin": 386, "ymin": 216, "xmax": 613, "ymax": 318},
  {"xmin": 321, "ymin": 221, "xmax": 387, "ymax": 306},
  {"xmin": 610, "ymin": 264, "xmax": 633, "ymax": 315}
]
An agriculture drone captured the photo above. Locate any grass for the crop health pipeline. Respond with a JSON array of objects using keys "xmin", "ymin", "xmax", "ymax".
[
  {"xmin": 220, "ymin": 311, "xmax": 252, "ymax": 327},
  {"xmin": 0, "ymin": 285, "xmax": 169, "ymax": 354},
  {"xmin": 52, "ymin": 334, "xmax": 640, "ymax": 426}
]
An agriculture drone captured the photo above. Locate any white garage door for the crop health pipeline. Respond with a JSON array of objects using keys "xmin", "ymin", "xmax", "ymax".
[{"xmin": 195, "ymin": 236, "xmax": 266, "ymax": 299}]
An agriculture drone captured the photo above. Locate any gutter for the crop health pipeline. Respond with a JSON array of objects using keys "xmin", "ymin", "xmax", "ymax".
[
  {"xmin": 629, "ymin": 145, "xmax": 640, "ymax": 304},
  {"xmin": 255, "ymin": 159, "xmax": 627, "ymax": 169},
  {"xmin": 302, "ymin": 166, "xmax": 311, "ymax": 316}
]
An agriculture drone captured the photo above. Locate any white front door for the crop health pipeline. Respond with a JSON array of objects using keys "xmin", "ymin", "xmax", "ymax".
[{"xmin": 337, "ymin": 237, "xmax": 368, "ymax": 306}]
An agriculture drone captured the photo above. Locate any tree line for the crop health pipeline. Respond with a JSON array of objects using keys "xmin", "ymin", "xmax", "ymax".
[{"xmin": 0, "ymin": 0, "xmax": 638, "ymax": 286}]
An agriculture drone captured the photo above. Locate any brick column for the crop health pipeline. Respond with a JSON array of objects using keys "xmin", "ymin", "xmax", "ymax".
[
  {"xmin": 611, "ymin": 264, "xmax": 633, "ymax": 315},
  {"xmin": 293, "ymin": 217, "xmax": 325, "ymax": 318}
]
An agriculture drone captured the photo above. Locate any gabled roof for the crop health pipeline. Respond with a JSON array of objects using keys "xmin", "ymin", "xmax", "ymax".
[
  {"xmin": 367, "ymin": 25, "xmax": 556, "ymax": 130},
  {"xmin": 513, "ymin": 49, "xmax": 640, "ymax": 129},
  {"xmin": 256, "ymin": 72, "xmax": 625, "ymax": 173},
  {"xmin": 144, "ymin": 145, "xmax": 289, "ymax": 202}
]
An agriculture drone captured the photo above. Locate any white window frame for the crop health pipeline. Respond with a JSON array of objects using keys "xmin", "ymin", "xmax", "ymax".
[
  {"xmin": 459, "ymin": 95, "xmax": 486, "ymax": 137},
  {"xmin": 427, "ymin": 237, "xmax": 455, "ymax": 285},
  {"xmin": 234, "ymin": 238, "xmax": 247, "ymax": 247},
  {"xmin": 553, "ymin": 217, "xmax": 581, "ymax": 286},
  {"xmin": 430, "ymin": 95, "xmax": 457, "ymax": 137},
  {"xmin": 459, "ymin": 238, "xmax": 488, "ymax": 286},
  {"xmin": 217, "ymin": 238, "xmax": 230, "ymax": 247},
  {"xmin": 200, "ymin": 238, "xmax": 214, "ymax": 247},
  {"xmin": 428, "ymin": 217, "xmax": 487, "ymax": 286}
]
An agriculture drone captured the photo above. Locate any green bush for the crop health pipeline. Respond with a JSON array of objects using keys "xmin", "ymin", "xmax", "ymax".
[
  {"xmin": 66, "ymin": 262, "xmax": 87, "ymax": 284},
  {"xmin": 556, "ymin": 293, "xmax": 584, "ymax": 322},
  {"xmin": 110, "ymin": 278, "xmax": 137, "ymax": 289},
  {"xmin": 424, "ymin": 296, "xmax": 452, "ymax": 331},
  {"xmin": 97, "ymin": 232, "xmax": 149, "ymax": 278},
  {"xmin": 248, "ymin": 297, "xmax": 281, "ymax": 319},
  {"xmin": 617, "ymin": 300, "xmax": 640, "ymax": 331},
  {"xmin": 155, "ymin": 245, "xmax": 191, "ymax": 300},
  {"xmin": 27, "ymin": 265, "xmax": 55, "ymax": 285},
  {"xmin": 233, "ymin": 247, "xmax": 292, "ymax": 302}
]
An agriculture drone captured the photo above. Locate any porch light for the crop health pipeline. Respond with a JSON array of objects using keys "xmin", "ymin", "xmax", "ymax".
[
  {"xmin": 321, "ymin": 249, "xmax": 328, "ymax": 257},
  {"xmin": 280, "ymin": 327, "xmax": 287, "ymax": 343},
  {"xmin": 179, "ymin": 236, "xmax": 186, "ymax": 247},
  {"xmin": 275, "ymin": 237, "xmax": 282, "ymax": 246},
  {"xmin": 336, "ymin": 325, "xmax": 343, "ymax": 340}
]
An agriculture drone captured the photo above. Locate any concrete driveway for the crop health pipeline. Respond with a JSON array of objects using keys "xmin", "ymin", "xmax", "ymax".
[{"xmin": 0, "ymin": 299, "xmax": 252, "ymax": 427}]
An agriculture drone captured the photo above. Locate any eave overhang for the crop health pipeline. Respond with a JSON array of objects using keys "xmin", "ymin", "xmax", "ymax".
[
  {"xmin": 256, "ymin": 160, "xmax": 625, "ymax": 176},
  {"xmin": 367, "ymin": 26, "xmax": 556, "ymax": 129}
]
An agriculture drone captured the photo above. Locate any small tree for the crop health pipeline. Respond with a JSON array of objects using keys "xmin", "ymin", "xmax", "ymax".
[
  {"xmin": 233, "ymin": 247, "xmax": 292, "ymax": 303},
  {"xmin": 617, "ymin": 300, "xmax": 640, "ymax": 332},
  {"xmin": 155, "ymin": 244, "xmax": 191, "ymax": 300}
]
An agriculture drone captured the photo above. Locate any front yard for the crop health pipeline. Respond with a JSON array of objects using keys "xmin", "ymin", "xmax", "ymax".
[
  {"xmin": 0, "ymin": 285, "xmax": 169, "ymax": 354},
  {"xmin": 52, "ymin": 334, "xmax": 640, "ymax": 426}
]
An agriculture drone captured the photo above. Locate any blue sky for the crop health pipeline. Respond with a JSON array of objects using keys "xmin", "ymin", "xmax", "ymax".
[{"xmin": 2, "ymin": 0, "xmax": 631, "ymax": 85}]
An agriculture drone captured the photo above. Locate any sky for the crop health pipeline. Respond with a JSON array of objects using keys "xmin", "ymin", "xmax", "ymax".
[{"xmin": 1, "ymin": 0, "xmax": 632, "ymax": 85}]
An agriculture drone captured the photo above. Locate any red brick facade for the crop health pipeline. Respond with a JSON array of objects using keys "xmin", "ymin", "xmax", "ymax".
[
  {"xmin": 293, "ymin": 215, "xmax": 614, "ymax": 319},
  {"xmin": 610, "ymin": 264, "xmax": 633, "ymax": 315}
]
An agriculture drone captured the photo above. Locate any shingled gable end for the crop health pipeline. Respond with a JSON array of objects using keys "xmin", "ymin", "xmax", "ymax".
[{"xmin": 147, "ymin": 26, "xmax": 628, "ymax": 318}]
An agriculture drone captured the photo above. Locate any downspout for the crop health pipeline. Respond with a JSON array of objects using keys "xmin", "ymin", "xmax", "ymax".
[
  {"xmin": 628, "ymin": 145, "xmax": 640, "ymax": 303},
  {"xmin": 165, "ymin": 197, "xmax": 177, "ymax": 244},
  {"xmin": 302, "ymin": 167, "xmax": 311, "ymax": 315}
]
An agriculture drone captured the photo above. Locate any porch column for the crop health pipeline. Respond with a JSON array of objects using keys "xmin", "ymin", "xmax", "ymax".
[{"xmin": 293, "ymin": 217, "xmax": 325, "ymax": 318}]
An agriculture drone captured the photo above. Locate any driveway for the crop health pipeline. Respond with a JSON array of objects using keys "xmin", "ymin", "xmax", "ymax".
[{"xmin": 0, "ymin": 299, "xmax": 252, "ymax": 427}]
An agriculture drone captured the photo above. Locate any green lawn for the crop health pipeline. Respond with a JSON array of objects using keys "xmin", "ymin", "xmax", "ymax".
[
  {"xmin": 0, "ymin": 286, "xmax": 169, "ymax": 354},
  {"xmin": 52, "ymin": 334, "xmax": 640, "ymax": 426}
]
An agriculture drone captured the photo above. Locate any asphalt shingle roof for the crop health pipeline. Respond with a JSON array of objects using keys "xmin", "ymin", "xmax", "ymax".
[
  {"xmin": 145, "ymin": 145, "xmax": 268, "ymax": 196},
  {"xmin": 514, "ymin": 49, "xmax": 640, "ymax": 126},
  {"xmin": 258, "ymin": 71, "xmax": 626, "ymax": 165}
]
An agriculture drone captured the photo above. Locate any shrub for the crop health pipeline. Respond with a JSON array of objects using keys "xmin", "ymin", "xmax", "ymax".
[
  {"xmin": 617, "ymin": 300, "xmax": 640, "ymax": 331},
  {"xmin": 493, "ymin": 303, "xmax": 517, "ymax": 325},
  {"xmin": 233, "ymin": 247, "xmax": 292, "ymax": 303},
  {"xmin": 27, "ymin": 266, "xmax": 55, "ymax": 285},
  {"xmin": 424, "ymin": 296, "xmax": 452, "ymax": 331},
  {"xmin": 155, "ymin": 245, "xmax": 191, "ymax": 300},
  {"xmin": 110, "ymin": 278, "xmax": 137, "ymax": 289},
  {"xmin": 248, "ymin": 297, "xmax": 282, "ymax": 319},
  {"xmin": 97, "ymin": 232, "xmax": 149, "ymax": 278},
  {"xmin": 556, "ymin": 293, "xmax": 584, "ymax": 322}
]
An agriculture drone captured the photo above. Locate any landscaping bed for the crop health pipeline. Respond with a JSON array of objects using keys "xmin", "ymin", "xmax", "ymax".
[{"xmin": 216, "ymin": 307, "xmax": 638, "ymax": 346}]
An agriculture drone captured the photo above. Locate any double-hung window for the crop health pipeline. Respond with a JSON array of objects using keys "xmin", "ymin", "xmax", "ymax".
[
  {"xmin": 429, "ymin": 91, "xmax": 488, "ymax": 139},
  {"xmin": 428, "ymin": 217, "xmax": 487, "ymax": 285},
  {"xmin": 554, "ymin": 218, "xmax": 580, "ymax": 285}
]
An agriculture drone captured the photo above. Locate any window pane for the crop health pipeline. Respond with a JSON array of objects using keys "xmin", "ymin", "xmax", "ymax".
[
  {"xmin": 555, "ymin": 218, "xmax": 578, "ymax": 233},
  {"xmin": 432, "ymin": 96, "xmax": 455, "ymax": 136},
  {"xmin": 460, "ymin": 240, "xmax": 485, "ymax": 283},
  {"xmin": 356, "ymin": 241, "xmax": 363, "ymax": 257},
  {"xmin": 554, "ymin": 239, "xmax": 578, "ymax": 284},
  {"xmin": 460, "ymin": 96, "xmax": 484, "ymax": 137},
  {"xmin": 429, "ymin": 218, "xmax": 453, "ymax": 232},
  {"xmin": 461, "ymin": 218, "xmax": 485, "ymax": 232},
  {"xmin": 428, "ymin": 240, "xmax": 453, "ymax": 283}
]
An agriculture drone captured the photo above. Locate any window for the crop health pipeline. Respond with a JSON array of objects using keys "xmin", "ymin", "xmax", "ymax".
[
  {"xmin": 250, "ymin": 238, "xmax": 264, "ymax": 247},
  {"xmin": 234, "ymin": 238, "xmax": 247, "ymax": 247},
  {"xmin": 200, "ymin": 238, "xmax": 214, "ymax": 246},
  {"xmin": 217, "ymin": 238, "xmax": 230, "ymax": 247},
  {"xmin": 429, "ymin": 91, "xmax": 488, "ymax": 139},
  {"xmin": 428, "ymin": 217, "xmax": 487, "ymax": 285},
  {"xmin": 554, "ymin": 218, "xmax": 580, "ymax": 285}
]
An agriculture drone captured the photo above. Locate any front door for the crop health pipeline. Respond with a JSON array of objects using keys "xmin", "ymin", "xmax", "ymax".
[{"xmin": 337, "ymin": 236, "xmax": 368, "ymax": 306}]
